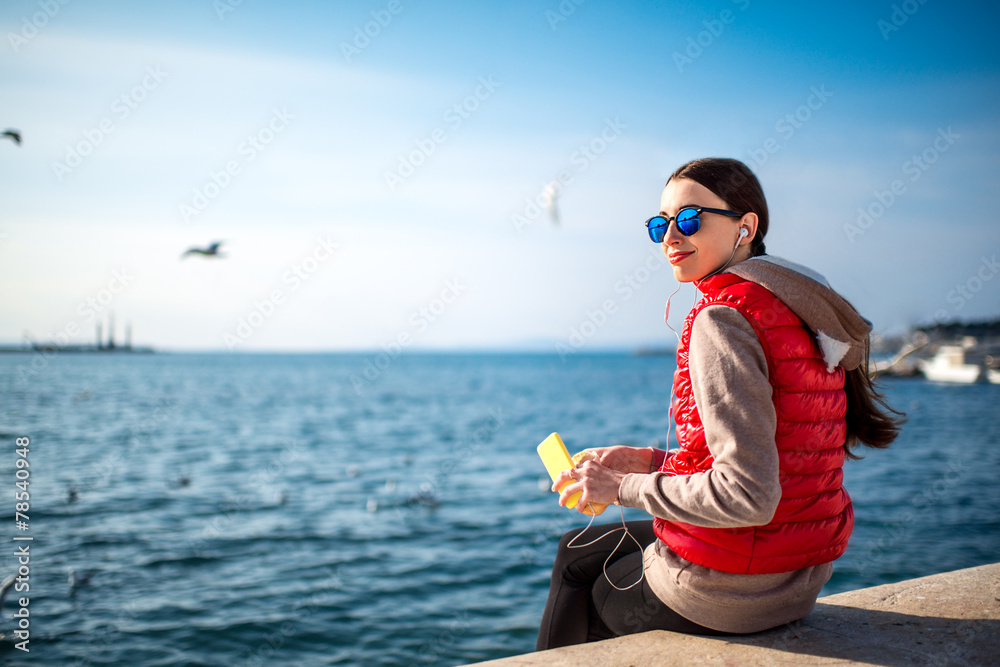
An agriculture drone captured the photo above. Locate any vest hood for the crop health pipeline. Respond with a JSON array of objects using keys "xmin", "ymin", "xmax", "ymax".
[{"xmin": 710, "ymin": 256, "xmax": 872, "ymax": 372}]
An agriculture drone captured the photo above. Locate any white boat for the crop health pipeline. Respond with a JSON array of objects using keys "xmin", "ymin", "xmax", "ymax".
[
  {"xmin": 917, "ymin": 345, "xmax": 983, "ymax": 383},
  {"xmin": 988, "ymin": 368, "xmax": 1000, "ymax": 385}
]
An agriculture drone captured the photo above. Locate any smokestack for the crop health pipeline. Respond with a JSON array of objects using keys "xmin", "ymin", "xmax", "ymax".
[
  {"xmin": 96, "ymin": 322, "xmax": 103, "ymax": 350},
  {"xmin": 108, "ymin": 312, "xmax": 116, "ymax": 349},
  {"xmin": 125, "ymin": 322, "xmax": 132, "ymax": 350}
]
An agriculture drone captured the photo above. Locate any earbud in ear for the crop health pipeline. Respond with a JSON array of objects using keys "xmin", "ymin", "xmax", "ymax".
[{"xmin": 739, "ymin": 228, "xmax": 749, "ymax": 239}]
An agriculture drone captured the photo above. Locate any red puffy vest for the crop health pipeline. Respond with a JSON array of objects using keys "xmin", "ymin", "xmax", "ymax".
[{"xmin": 653, "ymin": 273, "xmax": 853, "ymax": 574}]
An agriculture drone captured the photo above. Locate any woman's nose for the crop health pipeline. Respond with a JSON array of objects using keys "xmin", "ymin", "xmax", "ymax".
[{"xmin": 663, "ymin": 219, "xmax": 684, "ymax": 245}]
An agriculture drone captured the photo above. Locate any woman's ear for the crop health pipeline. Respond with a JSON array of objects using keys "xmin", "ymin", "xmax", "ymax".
[{"xmin": 739, "ymin": 212, "xmax": 759, "ymax": 245}]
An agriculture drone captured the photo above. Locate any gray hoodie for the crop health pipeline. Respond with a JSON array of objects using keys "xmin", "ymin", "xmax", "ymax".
[
  {"xmin": 726, "ymin": 256, "xmax": 873, "ymax": 372},
  {"xmin": 617, "ymin": 256, "xmax": 868, "ymax": 633}
]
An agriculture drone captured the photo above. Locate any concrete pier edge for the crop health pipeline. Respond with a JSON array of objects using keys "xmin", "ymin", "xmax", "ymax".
[{"xmin": 469, "ymin": 562, "xmax": 999, "ymax": 666}]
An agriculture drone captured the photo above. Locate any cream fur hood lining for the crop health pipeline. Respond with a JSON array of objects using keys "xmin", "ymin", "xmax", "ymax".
[{"xmin": 722, "ymin": 256, "xmax": 872, "ymax": 372}]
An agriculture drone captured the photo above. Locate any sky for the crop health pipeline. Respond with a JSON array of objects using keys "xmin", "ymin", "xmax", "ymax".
[{"xmin": 1, "ymin": 0, "xmax": 998, "ymax": 352}]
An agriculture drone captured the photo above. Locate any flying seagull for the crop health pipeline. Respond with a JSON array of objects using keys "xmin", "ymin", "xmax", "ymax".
[
  {"xmin": 1, "ymin": 130, "xmax": 21, "ymax": 145},
  {"xmin": 68, "ymin": 567, "xmax": 96, "ymax": 595},
  {"xmin": 541, "ymin": 181, "xmax": 561, "ymax": 225},
  {"xmin": 181, "ymin": 241, "xmax": 225, "ymax": 259}
]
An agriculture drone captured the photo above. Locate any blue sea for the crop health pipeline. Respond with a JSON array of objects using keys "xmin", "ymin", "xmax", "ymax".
[{"xmin": 0, "ymin": 352, "xmax": 998, "ymax": 666}]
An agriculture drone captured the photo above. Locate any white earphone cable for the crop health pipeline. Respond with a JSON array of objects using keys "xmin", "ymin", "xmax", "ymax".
[{"xmin": 566, "ymin": 503, "xmax": 645, "ymax": 591}]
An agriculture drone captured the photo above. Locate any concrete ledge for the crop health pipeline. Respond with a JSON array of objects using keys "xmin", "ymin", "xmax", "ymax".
[{"xmin": 471, "ymin": 562, "xmax": 999, "ymax": 666}]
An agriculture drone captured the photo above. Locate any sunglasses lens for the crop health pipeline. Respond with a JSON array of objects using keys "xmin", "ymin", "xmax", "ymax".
[
  {"xmin": 676, "ymin": 208, "xmax": 700, "ymax": 236},
  {"xmin": 647, "ymin": 217, "xmax": 668, "ymax": 243}
]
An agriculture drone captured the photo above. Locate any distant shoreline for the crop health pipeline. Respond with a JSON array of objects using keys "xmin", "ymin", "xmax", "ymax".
[{"xmin": 0, "ymin": 345, "xmax": 154, "ymax": 354}]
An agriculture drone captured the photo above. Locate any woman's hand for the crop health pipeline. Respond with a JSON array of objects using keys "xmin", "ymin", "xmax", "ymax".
[
  {"xmin": 586, "ymin": 446, "xmax": 655, "ymax": 474},
  {"xmin": 552, "ymin": 459, "xmax": 626, "ymax": 514}
]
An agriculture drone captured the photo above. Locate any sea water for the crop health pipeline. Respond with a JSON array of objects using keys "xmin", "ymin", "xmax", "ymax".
[{"xmin": 0, "ymin": 352, "xmax": 997, "ymax": 666}]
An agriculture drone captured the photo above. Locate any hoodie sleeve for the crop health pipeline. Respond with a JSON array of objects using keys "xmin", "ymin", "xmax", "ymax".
[{"xmin": 618, "ymin": 305, "xmax": 781, "ymax": 527}]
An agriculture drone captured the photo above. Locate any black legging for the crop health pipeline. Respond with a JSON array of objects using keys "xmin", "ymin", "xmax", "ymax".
[{"xmin": 536, "ymin": 520, "xmax": 729, "ymax": 650}]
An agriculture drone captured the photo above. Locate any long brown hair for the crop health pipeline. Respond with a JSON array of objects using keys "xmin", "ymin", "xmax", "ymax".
[
  {"xmin": 843, "ymin": 342, "xmax": 905, "ymax": 458},
  {"xmin": 669, "ymin": 157, "xmax": 904, "ymax": 456}
]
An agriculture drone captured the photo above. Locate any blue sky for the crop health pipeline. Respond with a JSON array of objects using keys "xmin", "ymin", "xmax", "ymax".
[{"xmin": 1, "ymin": 0, "xmax": 998, "ymax": 351}]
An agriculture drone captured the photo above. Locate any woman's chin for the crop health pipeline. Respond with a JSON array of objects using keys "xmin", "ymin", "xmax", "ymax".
[{"xmin": 671, "ymin": 266, "xmax": 696, "ymax": 283}]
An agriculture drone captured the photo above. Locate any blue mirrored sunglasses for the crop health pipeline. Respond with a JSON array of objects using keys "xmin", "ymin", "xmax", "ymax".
[{"xmin": 645, "ymin": 206, "xmax": 741, "ymax": 243}]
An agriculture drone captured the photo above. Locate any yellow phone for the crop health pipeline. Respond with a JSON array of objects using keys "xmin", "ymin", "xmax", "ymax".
[
  {"xmin": 537, "ymin": 433, "xmax": 608, "ymax": 516},
  {"xmin": 536, "ymin": 432, "xmax": 582, "ymax": 509}
]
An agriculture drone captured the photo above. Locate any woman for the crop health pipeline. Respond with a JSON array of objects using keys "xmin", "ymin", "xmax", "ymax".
[{"xmin": 536, "ymin": 157, "xmax": 903, "ymax": 649}]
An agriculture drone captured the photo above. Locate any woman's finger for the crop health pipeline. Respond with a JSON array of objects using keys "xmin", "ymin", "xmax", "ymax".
[
  {"xmin": 557, "ymin": 479, "xmax": 582, "ymax": 507},
  {"xmin": 551, "ymin": 468, "xmax": 576, "ymax": 493}
]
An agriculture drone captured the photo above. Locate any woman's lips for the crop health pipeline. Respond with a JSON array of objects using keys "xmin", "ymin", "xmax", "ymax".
[{"xmin": 668, "ymin": 251, "xmax": 694, "ymax": 264}]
